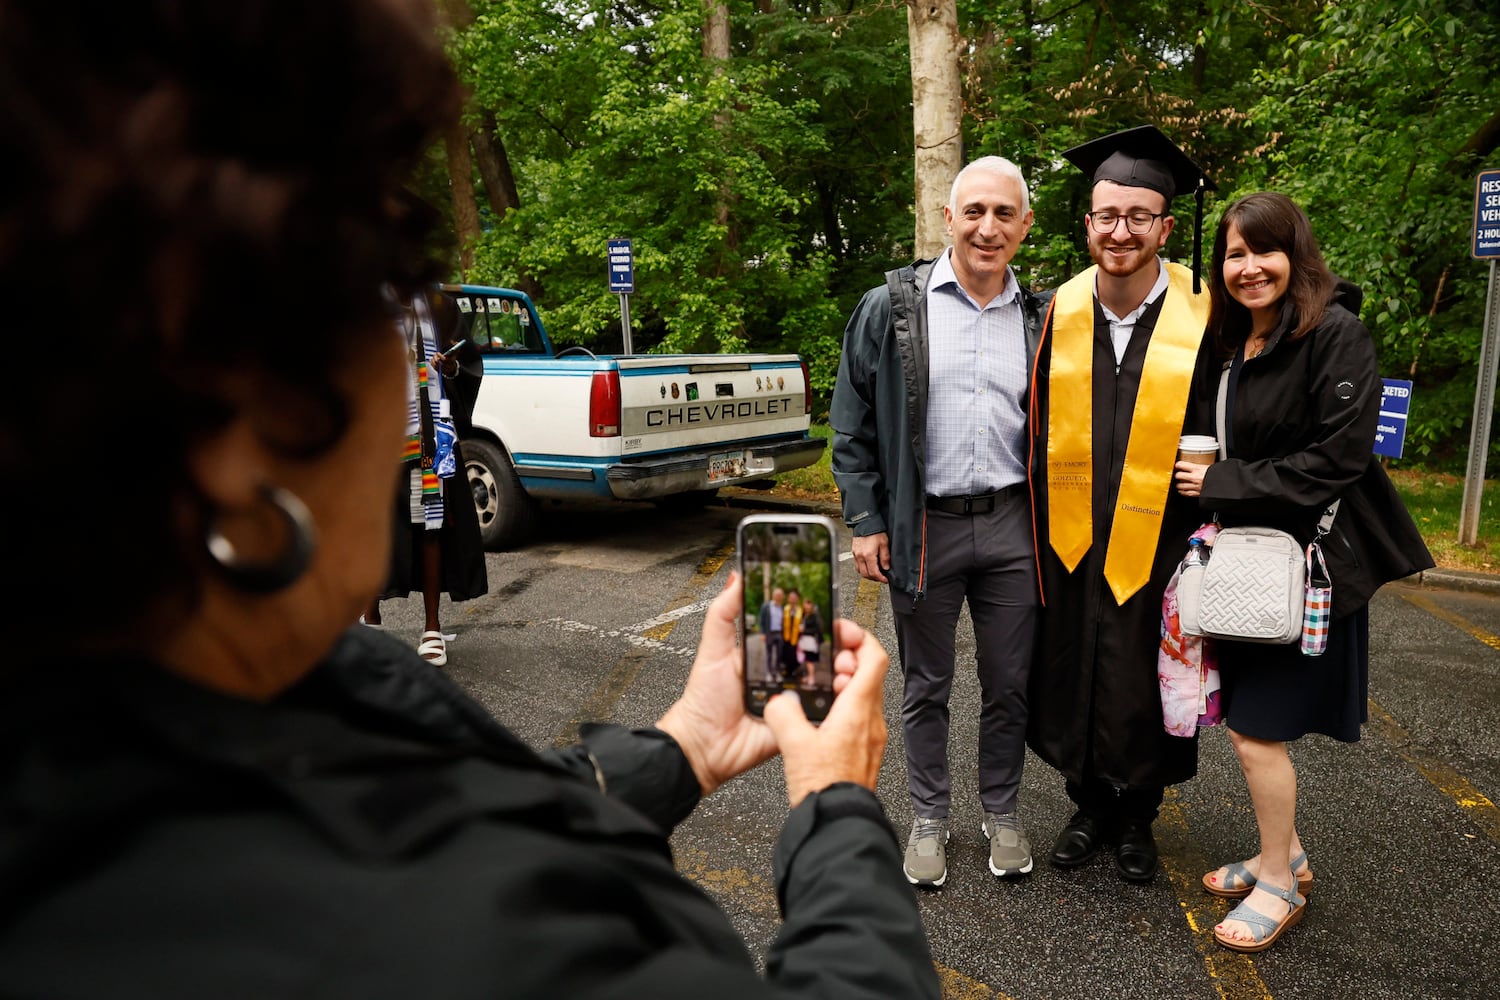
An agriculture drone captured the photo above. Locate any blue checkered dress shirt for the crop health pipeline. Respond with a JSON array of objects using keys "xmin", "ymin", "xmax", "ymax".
[{"xmin": 923, "ymin": 249, "xmax": 1029, "ymax": 498}]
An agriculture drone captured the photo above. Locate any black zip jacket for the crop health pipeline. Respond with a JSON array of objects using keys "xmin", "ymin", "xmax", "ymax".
[
  {"xmin": 1191, "ymin": 279, "xmax": 1432, "ymax": 617},
  {"xmin": 0, "ymin": 627, "xmax": 939, "ymax": 999},
  {"xmin": 830, "ymin": 257, "xmax": 1051, "ymax": 599}
]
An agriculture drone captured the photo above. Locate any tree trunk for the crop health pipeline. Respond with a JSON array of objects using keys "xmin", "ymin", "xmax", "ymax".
[
  {"xmin": 703, "ymin": 1, "xmax": 729, "ymax": 62},
  {"xmin": 703, "ymin": 2, "xmax": 741, "ymax": 259},
  {"xmin": 445, "ymin": 120, "xmax": 481, "ymax": 278},
  {"xmin": 471, "ymin": 112, "xmax": 520, "ymax": 217},
  {"xmin": 907, "ymin": 0, "xmax": 963, "ymax": 258}
]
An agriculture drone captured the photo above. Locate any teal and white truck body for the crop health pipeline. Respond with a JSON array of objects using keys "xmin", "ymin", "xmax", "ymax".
[{"xmin": 441, "ymin": 283, "xmax": 826, "ymax": 548}]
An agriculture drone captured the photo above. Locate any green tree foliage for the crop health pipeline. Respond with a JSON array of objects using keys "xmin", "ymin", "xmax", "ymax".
[
  {"xmin": 441, "ymin": 1, "xmax": 1499, "ymax": 464},
  {"xmin": 1233, "ymin": 0, "xmax": 1500, "ymax": 468}
]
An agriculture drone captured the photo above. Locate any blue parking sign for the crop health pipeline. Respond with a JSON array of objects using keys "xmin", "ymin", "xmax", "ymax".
[
  {"xmin": 608, "ymin": 238, "xmax": 634, "ymax": 293},
  {"xmin": 1374, "ymin": 379, "xmax": 1412, "ymax": 459}
]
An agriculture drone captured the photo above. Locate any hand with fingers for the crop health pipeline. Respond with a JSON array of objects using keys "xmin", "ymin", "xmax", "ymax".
[
  {"xmin": 763, "ymin": 617, "xmax": 889, "ymax": 808},
  {"xmin": 1174, "ymin": 460, "xmax": 1209, "ymax": 498},
  {"xmin": 656, "ymin": 571, "xmax": 891, "ymax": 806},
  {"xmin": 851, "ymin": 532, "xmax": 891, "ymax": 584},
  {"xmin": 656, "ymin": 572, "xmax": 781, "ymax": 798}
]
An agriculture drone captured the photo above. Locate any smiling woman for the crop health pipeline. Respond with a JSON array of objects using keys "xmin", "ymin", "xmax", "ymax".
[{"xmin": 1174, "ymin": 190, "xmax": 1433, "ymax": 954}]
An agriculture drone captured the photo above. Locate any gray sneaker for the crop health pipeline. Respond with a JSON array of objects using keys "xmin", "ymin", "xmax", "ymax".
[
  {"xmin": 982, "ymin": 812, "xmax": 1034, "ymax": 877},
  {"xmin": 904, "ymin": 816, "xmax": 950, "ymax": 888}
]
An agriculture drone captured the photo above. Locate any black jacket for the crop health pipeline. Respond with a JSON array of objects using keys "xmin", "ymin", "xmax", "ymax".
[
  {"xmin": 1191, "ymin": 280, "xmax": 1432, "ymax": 617},
  {"xmin": 0, "ymin": 629, "xmax": 938, "ymax": 999},
  {"xmin": 830, "ymin": 257, "xmax": 1051, "ymax": 598}
]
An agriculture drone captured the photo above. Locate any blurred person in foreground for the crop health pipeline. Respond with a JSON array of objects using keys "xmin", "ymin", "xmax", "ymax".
[
  {"xmin": 0, "ymin": 2, "xmax": 938, "ymax": 997},
  {"xmin": 1173, "ymin": 192, "xmax": 1431, "ymax": 952}
]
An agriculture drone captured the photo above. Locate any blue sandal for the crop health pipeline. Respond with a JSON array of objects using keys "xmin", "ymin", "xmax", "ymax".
[
  {"xmin": 1202, "ymin": 850, "xmax": 1314, "ymax": 899},
  {"xmin": 1213, "ymin": 881, "xmax": 1307, "ymax": 953}
]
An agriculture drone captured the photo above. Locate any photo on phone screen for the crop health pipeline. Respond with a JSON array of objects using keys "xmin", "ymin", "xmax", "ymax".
[{"xmin": 738, "ymin": 514, "xmax": 839, "ymax": 722}]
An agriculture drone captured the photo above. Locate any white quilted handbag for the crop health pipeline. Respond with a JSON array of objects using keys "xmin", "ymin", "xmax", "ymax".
[{"xmin": 1195, "ymin": 526, "xmax": 1304, "ymax": 644}]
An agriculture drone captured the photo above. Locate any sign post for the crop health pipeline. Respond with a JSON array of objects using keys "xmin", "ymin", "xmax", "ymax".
[
  {"xmin": 607, "ymin": 238, "xmax": 635, "ymax": 355},
  {"xmin": 1459, "ymin": 170, "xmax": 1500, "ymax": 545}
]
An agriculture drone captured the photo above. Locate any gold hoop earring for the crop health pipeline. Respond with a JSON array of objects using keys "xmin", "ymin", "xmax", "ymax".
[{"xmin": 204, "ymin": 485, "xmax": 317, "ymax": 594}]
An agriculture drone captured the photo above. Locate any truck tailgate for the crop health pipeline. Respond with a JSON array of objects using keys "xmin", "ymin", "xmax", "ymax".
[{"xmin": 614, "ymin": 354, "xmax": 807, "ymax": 457}]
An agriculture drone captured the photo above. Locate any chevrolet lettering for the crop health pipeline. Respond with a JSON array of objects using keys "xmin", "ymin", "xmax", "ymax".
[{"xmin": 634, "ymin": 396, "xmax": 794, "ymax": 433}]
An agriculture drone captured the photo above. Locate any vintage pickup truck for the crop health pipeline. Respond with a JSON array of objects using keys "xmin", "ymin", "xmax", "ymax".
[{"xmin": 438, "ymin": 283, "xmax": 826, "ymax": 549}]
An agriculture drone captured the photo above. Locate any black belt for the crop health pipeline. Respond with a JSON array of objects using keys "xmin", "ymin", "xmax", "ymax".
[{"xmin": 925, "ymin": 483, "xmax": 1024, "ymax": 515}]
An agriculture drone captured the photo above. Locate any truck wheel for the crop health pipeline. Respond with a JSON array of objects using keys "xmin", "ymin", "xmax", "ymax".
[{"xmin": 462, "ymin": 438, "xmax": 532, "ymax": 550}]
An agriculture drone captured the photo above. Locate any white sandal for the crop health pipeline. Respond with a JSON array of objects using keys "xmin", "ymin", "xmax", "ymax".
[{"xmin": 417, "ymin": 630, "xmax": 447, "ymax": 666}]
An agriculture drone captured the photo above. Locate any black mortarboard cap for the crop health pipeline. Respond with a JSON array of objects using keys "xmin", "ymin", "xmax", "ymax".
[{"xmin": 1062, "ymin": 125, "xmax": 1216, "ymax": 291}]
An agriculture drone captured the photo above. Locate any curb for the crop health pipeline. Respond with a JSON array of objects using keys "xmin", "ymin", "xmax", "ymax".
[
  {"xmin": 717, "ymin": 488, "xmax": 842, "ymax": 518},
  {"xmin": 1412, "ymin": 567, "xmax": 1500, "ymax": 596}
]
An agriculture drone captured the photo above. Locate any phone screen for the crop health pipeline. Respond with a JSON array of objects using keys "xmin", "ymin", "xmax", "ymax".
[{"xmin": 738, "ymin": 514, "xmax": 839, "ymax": 722}]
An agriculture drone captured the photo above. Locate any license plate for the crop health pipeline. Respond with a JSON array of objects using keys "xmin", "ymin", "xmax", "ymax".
[{"xmin": 707, "ymin": 450, "xmax": 746, "ymax": 482}]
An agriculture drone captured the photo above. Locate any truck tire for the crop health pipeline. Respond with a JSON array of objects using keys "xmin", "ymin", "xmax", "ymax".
[{"xmin": 462, "ymin": 437, "xmax": 532, "ymax": 550}]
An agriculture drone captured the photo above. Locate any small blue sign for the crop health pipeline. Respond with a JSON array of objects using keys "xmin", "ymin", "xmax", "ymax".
[
  {"xmin": 607, "ymin": 238, "xmax": 635, "ymax": 293},
  {"xmin": 1374, "ymin": 378, "xmax": 1413, "ymax": 459},
  {"xmin": 1474, "ymin": 171, "xmax": 1500, "ymax": 259}
]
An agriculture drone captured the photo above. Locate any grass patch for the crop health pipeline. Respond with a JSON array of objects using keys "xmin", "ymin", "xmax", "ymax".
[
  {"xmin": 768, "ymin": 423, "xmax": 836, "ymax": 499},
  {"xmin": 771, "ymin": 426, "xmax": 1498, "ymax": 574},
  {"xmin": 1387, "ymin": 467, "xmax": 1500, "ymax": 572}
]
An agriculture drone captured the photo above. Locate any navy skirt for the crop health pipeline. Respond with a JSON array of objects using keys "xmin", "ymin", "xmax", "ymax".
[{"xmin": 1218, "ymin": 605, "xmax": 1369, "ymax": 743}]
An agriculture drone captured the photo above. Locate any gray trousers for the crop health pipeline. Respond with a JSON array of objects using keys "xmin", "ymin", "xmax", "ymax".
[{"xmin": 889, "ymin": 495, "xmax": 1037, "ymax": 818}]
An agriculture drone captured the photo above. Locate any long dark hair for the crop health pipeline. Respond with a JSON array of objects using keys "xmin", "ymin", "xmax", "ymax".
[
  {"xmin": 0, "ymin": 0, "xmax": 460, "ymax": 642},
  {"xmin": 1206, "ymin": 192, "xmax": 1336, "ymax": 353}
]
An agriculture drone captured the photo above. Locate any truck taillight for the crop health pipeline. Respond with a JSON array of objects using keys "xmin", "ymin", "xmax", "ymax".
[
  {"xmin": 589, "ymin": 370, "xmax": 621, "ymax": 437},
  {"xmin": 800, "ymin": 358, "xmax": 812, "ymax": 414}
]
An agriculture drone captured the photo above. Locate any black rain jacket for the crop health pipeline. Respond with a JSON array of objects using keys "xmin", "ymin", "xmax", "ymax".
[
  {"xmin": 1190, "ymin": 279, "xmax": 1433, "ymax": 617},
  {"xmin": 0, "ymin": 627, "xmax": 938, "ymax": 1000},
  {"xmin": 830, "ymin": 258, "xmax": 1051, "ymax": 599}
]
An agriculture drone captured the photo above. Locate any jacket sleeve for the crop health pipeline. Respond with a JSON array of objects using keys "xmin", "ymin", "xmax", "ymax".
[
  {"xmin": 1201, "ymin": 310, "xmax": 1378, "ymax": 516},
  {"xmin": 542, "ymin": 723, "xmax": 701, "ymax": 833},
  {"xmin": 829, "ymin": 287, "xmax": 892, "ymax": 537},
  {"xmin": 764, "ymin": 783, "xmax": 940, "ymax": 999}
]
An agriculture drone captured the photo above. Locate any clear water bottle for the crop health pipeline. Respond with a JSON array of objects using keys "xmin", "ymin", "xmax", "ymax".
[{"xmin": 1183, "ymin": 537, "xmax": 1208, "ymax": 568}]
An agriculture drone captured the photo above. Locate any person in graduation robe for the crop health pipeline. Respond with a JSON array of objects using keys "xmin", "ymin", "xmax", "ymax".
[{"xmin": 1026, "ymin": 126, "xmax": 1218, "ymax": 884}]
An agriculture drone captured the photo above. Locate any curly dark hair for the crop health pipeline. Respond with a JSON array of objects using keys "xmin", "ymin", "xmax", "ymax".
[
  {"xmin": 1206, "ymin": 191, "xmax": 1337, "ymax": 354},
  {"xmin": 0, "ymin": 0, "xmax": 460, "ymax": 639}
]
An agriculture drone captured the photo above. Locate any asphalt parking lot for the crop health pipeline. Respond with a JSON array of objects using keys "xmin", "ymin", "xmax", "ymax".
[{"xmin": 371, "ymin": 494, "xmax": 1499, "ymax": 1000}]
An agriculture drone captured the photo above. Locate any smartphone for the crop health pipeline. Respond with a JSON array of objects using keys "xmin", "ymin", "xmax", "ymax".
[{"xmin": 737, "ymin": 513, "xmax": 840, "ymax": 722}]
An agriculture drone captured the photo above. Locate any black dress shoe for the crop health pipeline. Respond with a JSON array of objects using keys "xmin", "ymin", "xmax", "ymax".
[
  {"xmin": 1115, "ymin": 819, "xmax": 1159, "ymax": 882},
  {"xmin": 1050, "ymin": 812, "xmax": 1106, "ymax": 869}
]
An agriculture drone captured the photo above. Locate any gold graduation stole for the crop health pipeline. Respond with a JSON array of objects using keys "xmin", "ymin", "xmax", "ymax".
[{"xmin": 1046, "ymin": 262, "xmax": 1209, "ymax": 604}]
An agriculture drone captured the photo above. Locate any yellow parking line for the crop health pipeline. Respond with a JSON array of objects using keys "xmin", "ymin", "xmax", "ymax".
[
  {"xmin": 1366, "ymin": 698, "xmax": 1500, "ymax": 844},
  {"xmin": 1387, "ymin": 592, "xmax": 1500, "ymax": 843},
  {"xmin": 1157, "ymin": 792, "xmax": 1276, "ymax": 1000},
  {"xmin": 681, "ymin": 848, "xmax": 1015, "ymax": 999},
  {"xmin": 853, "ymin": 576, "xmax": 883, "ymax": 631},
  {"xmin": 935, "ymin": 966, "xmax": 1014, "ymax": 999},
  {"xmin": 1400, "ymin": 589, "xmax": 1500, "ymax": 652}
]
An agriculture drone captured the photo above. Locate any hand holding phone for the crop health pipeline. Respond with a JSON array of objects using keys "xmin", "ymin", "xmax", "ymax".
[
  {"xmin": 737, "ymin": 514, "xmax": 840, "ymax": 723},
  {"xmin": 655, "ymin": 572, "xmax": 780, "ymax": 798},
  {"xmin": 762, "ymin": 617, "xmax": 890, "ymax": 807}
]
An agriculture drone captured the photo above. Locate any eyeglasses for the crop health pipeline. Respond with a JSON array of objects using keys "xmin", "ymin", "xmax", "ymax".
[{"xmin": 1086, "ymin": 211, "xmax": 1165, "ymax": 235}]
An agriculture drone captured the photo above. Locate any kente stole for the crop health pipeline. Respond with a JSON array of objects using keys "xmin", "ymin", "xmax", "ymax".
[{"xmin": 1046, "ymin": 262, "xmax": 1208, "ymax": 604}]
